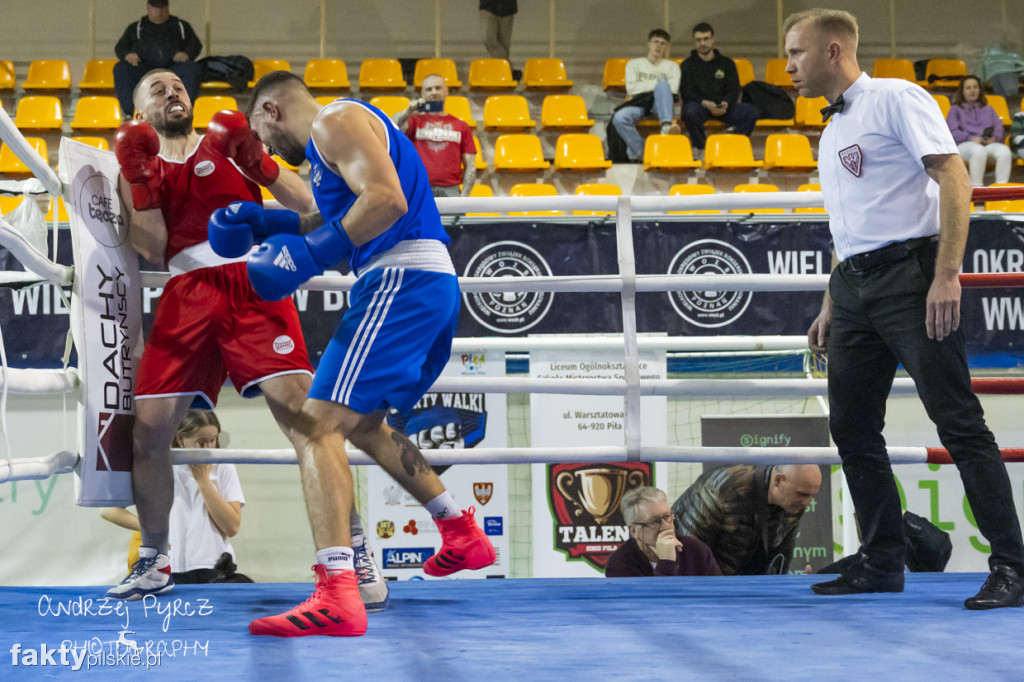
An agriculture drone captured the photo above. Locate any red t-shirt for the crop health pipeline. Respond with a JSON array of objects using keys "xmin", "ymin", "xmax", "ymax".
[
  {"xmin": 404, "ymin": 113, "xmax": 475, "ymax": 188},
  {"xmin": 156, "ymin": 136, "xmax": 262, "ymax": 261}
]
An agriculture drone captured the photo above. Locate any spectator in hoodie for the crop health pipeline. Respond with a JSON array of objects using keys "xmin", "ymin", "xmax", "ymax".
[{"xmin": 946, "ymin": 75, "xmax": 1012, "ymax": 186}]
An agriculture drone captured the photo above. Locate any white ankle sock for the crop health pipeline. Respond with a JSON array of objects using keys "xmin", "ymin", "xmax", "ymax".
[
  {"xmin": 425, "ymin": 491, "xmax": 462, "ymax": 520},
  {"xmin": 317, "ymin": 546, "xmax": 355, "ymax": 574}
]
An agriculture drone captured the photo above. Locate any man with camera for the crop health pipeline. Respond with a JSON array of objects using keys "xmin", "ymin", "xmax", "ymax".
[{"xmin": 392, "ymin": 74, "xmax": 477, "ymax": 198}]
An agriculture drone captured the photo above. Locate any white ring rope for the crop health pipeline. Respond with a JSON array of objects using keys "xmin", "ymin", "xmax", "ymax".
[{"xmin": 0, "ymin": 109, "xmax": 62, "ymax": 198}]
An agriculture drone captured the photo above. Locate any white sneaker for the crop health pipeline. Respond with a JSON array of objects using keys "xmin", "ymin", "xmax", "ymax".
[
  {"xmin": 352, "ymin": 536, "xmax": 389, "ymax": 612},
  {"xmin": 106, "ymin": 547, "xmax": 173, "ymax": 601}
]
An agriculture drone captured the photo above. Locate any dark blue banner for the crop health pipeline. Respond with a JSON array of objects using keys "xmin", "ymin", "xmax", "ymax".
[{"xmin": 3, "ymin": 218, "xmax": 1024, "ymax": 369}]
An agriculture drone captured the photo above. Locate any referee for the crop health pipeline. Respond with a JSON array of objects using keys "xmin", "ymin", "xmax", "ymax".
[{"xmin": 784, "ymin": 8, "xmax": 1024, "ymax": 609}]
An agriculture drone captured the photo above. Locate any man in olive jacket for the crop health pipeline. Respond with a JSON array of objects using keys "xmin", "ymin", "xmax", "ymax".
[{"xmin": 672, "ymin": 464, "xmax": 822, "ymax": 575}]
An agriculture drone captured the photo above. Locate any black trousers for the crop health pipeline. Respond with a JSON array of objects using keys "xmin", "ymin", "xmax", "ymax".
[
  {"xmin": 828, "ymin": 239, "xmax": 1024, "ymax": 573},
  {"xmin": 113, "ymin": 60, "xmax": 201, "ymax": 118}
]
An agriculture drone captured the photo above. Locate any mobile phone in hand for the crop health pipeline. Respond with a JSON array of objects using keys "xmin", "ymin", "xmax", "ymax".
[{"xmin": 983, "ymin": 125, "xmax": 994, "ymax": 138}]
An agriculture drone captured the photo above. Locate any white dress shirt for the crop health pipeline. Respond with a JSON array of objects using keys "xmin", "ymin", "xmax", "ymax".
[{"xmin": 818, "ymin": 72, "xmax": 958, "ymax": 261}]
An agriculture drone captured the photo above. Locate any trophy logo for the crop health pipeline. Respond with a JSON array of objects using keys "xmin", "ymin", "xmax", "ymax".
[
  {"xmin": 548, "ymin": 462, "xmax": 652, "ymax": 570},
  {"xmin": 473, "ymin": 482, "xmax": 493, "ymax": 506}
]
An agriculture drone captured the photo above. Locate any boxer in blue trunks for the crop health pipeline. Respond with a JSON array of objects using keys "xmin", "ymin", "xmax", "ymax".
[{"xmin": 207, "ymin": 71, "xmax": 496, "ymax": 637}]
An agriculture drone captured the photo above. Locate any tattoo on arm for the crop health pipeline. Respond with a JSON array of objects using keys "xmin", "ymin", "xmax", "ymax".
[{"xmin": 391, "ymin": 431, "xmax": 432, "ymax": 478}]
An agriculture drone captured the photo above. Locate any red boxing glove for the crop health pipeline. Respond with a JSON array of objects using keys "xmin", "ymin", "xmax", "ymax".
[
  {"xmin": 205, "ymin": 110, "xmax": 280, "ymax": 187},
  {"xmin": 114, "ymin": 120, "xmax": 162, "ymax": 211}
]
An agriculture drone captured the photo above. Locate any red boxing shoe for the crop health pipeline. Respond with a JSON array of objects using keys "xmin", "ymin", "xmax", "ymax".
[
  {"xmin": 249, "ymin": 566, "xmax": 367, "ymax": 637},
  {"xmin": 423, "ymin": 507, "xmax": 497, "ymax": 577}
]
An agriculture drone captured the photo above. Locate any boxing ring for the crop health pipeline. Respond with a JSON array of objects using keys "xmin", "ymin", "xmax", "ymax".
[{"xmin": 3, "ymin": 111, "xmax": 1024, "ymax": 677}]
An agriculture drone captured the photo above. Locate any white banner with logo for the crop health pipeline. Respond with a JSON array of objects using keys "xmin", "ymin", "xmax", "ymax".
[
  {"xmin": 61, "ymin": 138, "xmax": 142, "ymax": 507},
  {"xmin": 530, "ymin": 340, "xmax": 666, "ymax": 577},
  {"xmin": 367, "ymin": 349, "xmax": 509, "ymax": 579}
]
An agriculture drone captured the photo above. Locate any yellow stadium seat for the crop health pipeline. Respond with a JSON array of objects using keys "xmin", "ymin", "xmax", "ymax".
[
  {"xmin": 795, "ymin": 183, "xmax": 826, "ymax": 213},
  {"xmin": 71, "ymin": 96, "xmax": 123, "ymax": 132},
  {"xmin": 765, "ymin": 58, "xmax": 794, "ymax": 89},
  {"xmin": 763, "ymin": 133, "xmax": 817, "ymax": 171},
  {"xmin": 359, "ymin": 59, "xmax": 407, "ymax": 92},
  {"xmin": 304, "ymin": 59, "xmax": 350, "ymax": 91},
  {"xmin": 643, "ymin": 134, "xmax": 701, "ymax": 172},
  {"xmin": 602, "ymin": 58, "xmax": 629, "ymax": 92},
  {"xmin": 272, "ymin": 154, "xmax": 301, "ymax": 173},
  {"xmin": 71, "ymin": 136, "xmax": 110, "ymax": 150},
  {"xmin": 445, "ymin": 96, "xmax": 477, "ymax": 128},
  {"xmin": 493, "ymin": 134, "xmax": 549, "ymax": 172},
  {"xmin": 734, "ymin": 58, "xmax": 755, "ymax": 86},
  {"xmin": 483, "ymin": 95, "xmax": 535, "ymax": 131},
  {"xmin": 466, "ymin": 183, "xmax": 499, "ymax": 216},
  {"xmin": 871, "ymin": 58, "xmax": 917, "ymax": 83},
  {"xmin": 988, "ymin": 95, "xmax": 1012, "ymax": 127},
  {"xmin": 732, "ymin": 184, "xmax": 784, "ymax": 214},
  {"xmin": 0, "ymin": 138, "xmax": 47, "ymax": 177},
  {"xmin": 414, "ymin": 58, "xmax": 462, "ymax": 89},
  {"xmin": 473, "ymin": 136, "xmax": 488, "ymax": 171},
  {"xmin": 0, "ymin": 194, "xmax": 24, "ymax": 214},
  {"xmin": 522, "ymin": 58, "xmax": 573, "ymax": 90},
  {"xmin": 704, "ymin": 134, "xmax": 763, "ymax": 171},
  {"xmin": 668, "ymin": 183, "xmax": 717, "ymax": 214},
  {"xmin": 509, "ymin": 182, "xmax": 560, "ymax": 216},
  {"xmin": 554, "ymin": 134, "xmax": 612, "ymax": 172},
  {"xmin": 45, "ymin": 197, "xmax": 69, "ymax": 222},
  {"xmin": 925, "ymin": 59, "xmax": 967, "ymax": 89},
  {"xmin": 573, "ymin": 183, "xmax": 620, "ymax": 216},
  {"xmin": 316, "ymin": 95, "xmax": 339, "ymax": 107},
  {"xmin": 14, "ymin": 96, "xmax": 63, "ymax": 132},
  {"xmin": 540, "ymin": 95, "xmax": 594, "ymax": 131},
  {"xmin": 794, "ymin": 96, "xmax": 829, "ymax": 128},
  {"xmin": 369, "ymin": 96, "xmax": 410, "ymax": 119},
  {"xmin": 931, "ymin": 94, "xmax": 951, "ymax": 119},
  {"xmin": 248, "ymin": 59, "xmax": 291, "ymax": 89},
  {"xmin": 984, "ymin": 183, "xmax": 1024, "ymax": 212},
  {"xmin": 468, "ymin": 59, "xmax": 517, "ymax": 91},
  {"xmin": 78, "ymin": 59, "xmax": 117, "ymax": 92},
  {"xmin": 22, "ymin": 59, "xmax": 71, "ymax": 93},
  {"xmin": 0, "ymin": 61, "xmax": 14, "ymax": 92},
  {"xmin": 192, "ymin": 95, "xmax": 238, "ymax": 130}
]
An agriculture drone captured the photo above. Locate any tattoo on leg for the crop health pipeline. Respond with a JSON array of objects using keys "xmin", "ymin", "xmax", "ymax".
[{"xmin": 392, "ymin": 431, "xmax": 431, "ymax": 478}]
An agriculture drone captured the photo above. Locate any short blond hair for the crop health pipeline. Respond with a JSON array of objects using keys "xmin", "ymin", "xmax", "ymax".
[{"xmin": 783, "ymin": 8, "xmax": 859, "ymax": 50}]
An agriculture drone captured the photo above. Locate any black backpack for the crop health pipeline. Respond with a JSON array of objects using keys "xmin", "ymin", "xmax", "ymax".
[
  {"xmin": 741, "ymin": 81, "xmax": 796, "ymax": 120},
  {"xmin": 197, "ymin": 55, "xmax": 255, "ymax": 92}
]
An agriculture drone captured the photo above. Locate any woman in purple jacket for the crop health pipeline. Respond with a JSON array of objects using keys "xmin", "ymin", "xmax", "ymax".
[{"xmin": 946, "ymin": 74, "xmax": 1012, "ymax": 186}]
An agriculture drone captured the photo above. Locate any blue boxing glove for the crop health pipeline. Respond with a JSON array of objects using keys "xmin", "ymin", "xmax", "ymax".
[
  {"xmin": 246, "ymin": 220, "xmax": 355, "ymax": 301},
  {"xmin": 208, "ymin": 200, "xmax": 300, "ymax": 258}
]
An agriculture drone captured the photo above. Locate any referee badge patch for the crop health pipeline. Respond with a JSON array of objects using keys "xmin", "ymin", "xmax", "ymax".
[{"xmin": 839, "ymin": 144, "xmax": 862, "ymax": 177}]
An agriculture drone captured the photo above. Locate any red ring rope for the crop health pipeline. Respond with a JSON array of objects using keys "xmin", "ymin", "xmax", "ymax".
[
  {"xmin": 926, "ymin": 447, "xmax": 1024, "ymax": 464},
  {"xmin": 971, "ymin": 186, "xmax": 1024, "ymax": 202}
]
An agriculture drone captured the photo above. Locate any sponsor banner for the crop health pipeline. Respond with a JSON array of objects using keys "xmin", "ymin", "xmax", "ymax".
[
  {"xmin": 366, "ymin": 349, "xmax": 509, "ymax": 579},
  {"xmin": 7, "ymin": 219, "xmax": 1024, "ymax": 370},
  {"xmin": 530, "ymin": 342, "xmax": 667, "ymax": 576},
  {"xmin": 62, "ymin": 139, "xmax": 141, "ymax": 507}
]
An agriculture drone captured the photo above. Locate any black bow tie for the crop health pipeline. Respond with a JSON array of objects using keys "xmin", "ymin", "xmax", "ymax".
[{"xmin": 820, "ymin": 94, "xmax": 845, "ymax": 122}]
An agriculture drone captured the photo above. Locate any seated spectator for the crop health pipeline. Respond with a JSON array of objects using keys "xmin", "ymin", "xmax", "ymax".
[
  {"xmin": 102, "ymin": 409, "xmax": 251, "ymax": 584},
  {"xmin": 392, "ymin": 74, "xmax": 477, "ymax": 197},
  {"xmin": 678, "ymin": 22, "xmax": 758, "ymax": 156},
  {"xmin": 114, "ymin": 0, "xmax": 202, "ymax": 118},
  {"xmin": 978, "ymin": 42, "xmax": 1024, "ymax": 99},
  {"xmin": 605, "ymin": 487, "xmax": 721, "ymax": 577},
  {"xmin": 946, "ymin": 75, "xmax": 1013, "ymax": 186},
  {"xmin": 672, "ymin": 464, "xmax": 822, "ymax": 575},
  {"xmin": 611, "ymin": 29, "xmax": 682, "ymax": 163}
]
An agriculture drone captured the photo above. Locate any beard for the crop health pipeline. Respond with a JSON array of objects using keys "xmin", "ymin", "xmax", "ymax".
[
  {"xmin": 275, "ymin": 139, "xmax": 306, "ymax": 167},
  {"xmin": 159, "ymin": 112, "xmax": 194, "ymax": 139}
]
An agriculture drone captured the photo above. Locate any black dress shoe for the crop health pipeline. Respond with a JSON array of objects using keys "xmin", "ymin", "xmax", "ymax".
[
  {"xmin": 964, "ymin": 565, "xmax": 1024, "ymax": 610},
  {"xmin": 812, "ymin": 562, "xmax": 904, "ymax": 595}
]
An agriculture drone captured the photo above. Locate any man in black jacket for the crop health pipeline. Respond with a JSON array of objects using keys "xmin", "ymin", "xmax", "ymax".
[
  {"xmin": 114, "ymin": 0, "xmax": 202, "ymax": 118},
  {"xmin": 672, "ymin": 464, "xmax": 822, "ymax": 575},
  {"xmin": 678, "ymin": 22, "xmax": 758, "ymax": 155}
]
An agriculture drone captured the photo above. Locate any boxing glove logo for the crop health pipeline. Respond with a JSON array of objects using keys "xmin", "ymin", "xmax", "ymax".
[{"xmin": 273, "ymin": 246, "xmax": 298, "ymax": 272}]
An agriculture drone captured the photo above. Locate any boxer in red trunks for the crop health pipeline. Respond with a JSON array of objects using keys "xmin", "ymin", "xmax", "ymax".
[{"xmin": 106, "ymin": 70, "xmax": 388, "ymax": 611}]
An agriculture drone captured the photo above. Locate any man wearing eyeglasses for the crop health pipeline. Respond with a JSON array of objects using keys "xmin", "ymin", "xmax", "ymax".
[{"xmin": 605, "ymin": 487, "xmax": 721, "ymax": 577}]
